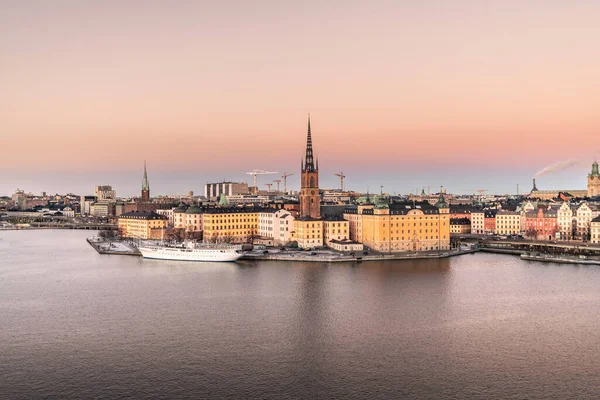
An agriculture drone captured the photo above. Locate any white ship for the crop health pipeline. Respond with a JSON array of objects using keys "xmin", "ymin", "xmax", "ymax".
[{"xmin": 138, "ymin": 241, "xmax": 243, "ymax": 262}]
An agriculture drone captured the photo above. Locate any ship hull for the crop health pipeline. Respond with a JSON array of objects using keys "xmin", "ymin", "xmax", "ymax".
[{"xmin": 138, "ymin": 246, "xmax": 243, "ymax": 262}]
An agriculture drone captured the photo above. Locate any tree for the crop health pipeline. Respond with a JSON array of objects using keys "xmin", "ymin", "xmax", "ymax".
[
  {"xmin": 164, "ymin": 228, "xmax": 186, "ymax": 242},
  {"xmin": 186, "ymin": 230, "xmax": 203, "ymax": 241},
  {"xmin": 525, "ymin": 227, "xmax": 537, "ymax": 239}
]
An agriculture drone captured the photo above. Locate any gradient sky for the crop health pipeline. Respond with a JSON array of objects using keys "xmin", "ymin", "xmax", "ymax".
[{"xmin": 2, "ymin": 0, "xmax": 600, "ymax": 196}]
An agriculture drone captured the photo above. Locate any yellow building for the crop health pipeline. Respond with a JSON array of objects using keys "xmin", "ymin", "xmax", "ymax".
[
  {"xmin": 118, "ymin": 211, "xmax": 168, "ymax": 239},
  {"xmin": 495, "ymin": 210, "xmax": 521, "ymax": 235},
  {"xmin": 201, "ymin": 208, "xmax": 260, "ymax": 243},
  {"xmin": 323, "ymin": 219, "xmax": 349, "ymax": 245},
  {"xmin": 450, "ymin": 218, "xmax": 471, "ymax": 234},
  {"xmin": 591, "ymin": 216, "xmax": 600, "ymax": 244},
  {"xmin": 293, "ymin": 219, "xmax": 323, "ymax": 249},
  {"xmin": 343, "ymin": 195, "xmax": 450, "ymax": 253}
]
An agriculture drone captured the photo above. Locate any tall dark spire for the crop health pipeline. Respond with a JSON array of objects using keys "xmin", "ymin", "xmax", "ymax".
[
  {"xmin": 303, "ymin": 114, "xmax": 315, "ymax": 172},
  {"xmin": 142, "ymin": 160, "xmax": 149, "ymax": 191}
]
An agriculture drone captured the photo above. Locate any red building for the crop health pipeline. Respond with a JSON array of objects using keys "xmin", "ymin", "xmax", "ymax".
[
  {"xmin": 484, "ymin": 210, "xmax": 497, "ymax": 234},
  {"xmin": 525, "ymin": 208, "xmax": 558, "ymax": 241}
]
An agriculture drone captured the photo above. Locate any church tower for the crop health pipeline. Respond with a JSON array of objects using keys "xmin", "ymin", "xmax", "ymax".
[
  {"xmin": 141, "ymin": 161, "xmax": 150, "ymax": 201},
  {"xmin": 588, "ymin": 160, "xmax": 600, "ymax": 197},
  {"xmin": 300, "ymin": 115, "xmax": 320, "ymax": 218}
]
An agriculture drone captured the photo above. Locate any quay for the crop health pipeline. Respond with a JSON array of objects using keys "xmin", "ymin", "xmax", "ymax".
[{"xmin": 87, "ymin": 237, "xmax": 140, "ymax": 256}]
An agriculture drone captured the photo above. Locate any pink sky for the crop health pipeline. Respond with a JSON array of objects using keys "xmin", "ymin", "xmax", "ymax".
[{"xmin": 1, "ymin": 1, "xmax": 599, "ymax": 195}]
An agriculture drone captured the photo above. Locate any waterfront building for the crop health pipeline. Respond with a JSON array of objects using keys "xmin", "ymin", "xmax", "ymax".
[
  {"xmin": 118, "ymin": 211, "xmax": 168, "ymax": 239},
  {"xmin": 588, "ymin": 161, "xmax": 600, "ymax": 197},
  {"xmin": 525, "ymin": 208, "xmax": 558, "ymax": 240},
  {"xmin": 557, "ymin": 202, "xmax": 573, "ymax": 240},
  {"xmin": 94, "ymin": 185, "xmax": 116, "ymax": 200},
  {"xmin": 591, "ymin": 216, "xmax": 600, "ymax": 244},
  {"xmin": 205, "ymin": 182, "xmax": 249, "ymax": 201},
  {"xmin": 201, "ymin": 208, "xmax": 260, "ymax": 243},
  {"xmin": 450, "ymin": 218, "xmax": 471, "ymax": 234},
  {"xmin": 495, "ymin": 210, "xmax": 521, "ymax": 235},
  {"xmin": 141, "ymin": 161, "xmax": 150, "ymax": 201},
  {"xmin": 328, "ymin": 239, "xmax": 364, "ymax": 252},
  {"xmin": 344, "ymin": 194, "xmax": 450, "ymax": 253},
  {"xmin": 258, "ymin": 209, "xmax": 296, "ymax": 245},
  {"xmin": 323, "ymin": 219, "xmax": 349, "ymax": 245},
  {"xmin": 573, "ymin": 202, "xmax": 593, "ymax": 240},
  {"xmin": 470, "ymin": 210, "xmax": 485, "ymax": 234},
  {"xmin": 294, "ymin": 219, "xmax": 323, "ymax": 248},
  {"xmin": 484, "ymin": 210, "xmax": 498, "ymax": 235}
]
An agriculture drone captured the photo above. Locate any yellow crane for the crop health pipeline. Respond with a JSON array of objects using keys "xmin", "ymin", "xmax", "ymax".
[
  {"xmin": 334, "ymin": 172, "xmax": 346, "ymax": 191},
  {"xmin": 281, "ymin": 172, "xmax": 294, "ymax": 193}
]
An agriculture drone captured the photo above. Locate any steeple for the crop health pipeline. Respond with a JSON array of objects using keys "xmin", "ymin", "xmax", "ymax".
[
  {"xmin": 142, "ymin": 161, "xmax": 149, "ymax": 191},
  {"xmin": 591, "ymin": 160, "xmax": 599, "ymax": 177},
  {"xmin": 303, "ymin": 114, "xmax": 315, "ymax": 172},
  {"xmin": 141, "ymin": 161, "xmax": 150, "ymax": 201},
  {"xmin": 532, "ymin": 178, "xmax": 538, "ymax": 192}
]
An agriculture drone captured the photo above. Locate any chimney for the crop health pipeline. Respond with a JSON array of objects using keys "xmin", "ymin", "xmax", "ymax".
[{"xmin": 532, "ymin": 178, "xmax": 538, "ymax": 191}]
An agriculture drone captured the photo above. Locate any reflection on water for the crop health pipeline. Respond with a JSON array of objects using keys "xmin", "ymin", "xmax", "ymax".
[{"xmin": 2, "ymin": 230, "xmax": 600, "ymax": 399}]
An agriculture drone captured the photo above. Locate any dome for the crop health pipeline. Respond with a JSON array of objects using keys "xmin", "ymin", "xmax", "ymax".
[
  {"xmin": 186, "ymin": 205, "xmax": 202, "ymax": 214},
  {"xmin": 173, "ymin": 203, "xmax": 188, "ymax": 213}
]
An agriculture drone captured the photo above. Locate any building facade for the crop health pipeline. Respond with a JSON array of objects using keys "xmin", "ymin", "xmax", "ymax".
[
  {"xmin": 450, "ymin": 217, "xmax": 471, "ymax": 234},
  {"xmin": 343, "ymin": 196, "xmax": 450, "ymax": 253},
  {"xmin": 201, "ymin": 208, "xmax": 259, "ymax": 243},
  {"xmin": 495, "ymin": 210, "xmax": 521, "ymax": 235},
  {"xmin": 591, "ymin": 216, "xmax": 600, "ymax": 244},
  {"xmin": 205, "ymin": 182, "xmax": 249, "ymax": 201},
  {"xmin": 470, "ymin": 211, "xmax": 485, "ymax": 234},
  {"xmin": 557, "ymin": 202, "xmax": 573, "ymax": 240},
  {"xmin": 525, "ymin": 208, "xmax": 558, "ymax": 240},
  {"xmin": 94, "ymin": 185, "xmax": 116, "ymax": 200},
  {"xmin": 118, "ymin": 211, "xmax": 168, "ymax": 239}
]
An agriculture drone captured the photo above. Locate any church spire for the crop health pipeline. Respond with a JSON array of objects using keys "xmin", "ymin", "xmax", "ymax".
[
  {"xmin": 303, "ymin": 114, "xmax": 315, "ymax": 172},
  {"xmin": 142, "ymin": 161, "xmax": 149, "ymax": 191}
]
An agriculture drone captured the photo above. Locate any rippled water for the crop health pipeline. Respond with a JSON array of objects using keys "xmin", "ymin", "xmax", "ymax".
[{"xmin": 2, "ymin": 230, "xmax": 600, "ymax": 399}]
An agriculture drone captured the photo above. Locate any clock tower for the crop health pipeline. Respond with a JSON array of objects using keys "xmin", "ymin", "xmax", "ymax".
[{"xmin": 300, "ymin": 115, "xmax": 320, "ymax": 219}]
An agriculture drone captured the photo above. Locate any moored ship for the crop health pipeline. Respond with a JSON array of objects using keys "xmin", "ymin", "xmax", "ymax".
[{"xmin": 138, "ymin": 241, "xmax": 243, "ymax": 262}]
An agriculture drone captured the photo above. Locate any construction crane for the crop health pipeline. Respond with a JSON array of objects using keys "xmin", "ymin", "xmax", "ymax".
[
  {"xmin": 281, "ymin": 172, "xmax": 294, "ymax": 193},
  {"xmin": 273, "ymin": 179, "xmax": 282, "ymax": 192},
  {"xmin": 246, "ymin": 170, "xmax": 277, "ymax": 194},
  {"xmin": 334, "ymin": 172, "xmax": 346, "ymax": 191},
  {"xmin": 265, "ymin": 183, "xmax": 273, "ymax": 192}
]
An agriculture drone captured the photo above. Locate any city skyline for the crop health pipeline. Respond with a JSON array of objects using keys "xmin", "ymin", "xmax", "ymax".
[{"xmin": 2, "ymin": 1, "xmax": 600, "ymax": 195}]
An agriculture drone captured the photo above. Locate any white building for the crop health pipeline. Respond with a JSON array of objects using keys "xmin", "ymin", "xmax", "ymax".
[
  {"xmin": 205, "ymin": 182, "xmax": 249, "ymax": 201},
  {"xmin": 226, "ymin": 195, "xmax": 269, "ymax": 206},
  {"xmin": 557, "ymin": 202, "xmax": 573, "ymax": 240},
  {"xmin": 155, "ymin": 208, "xmax": 175, "ymax": 227},
  {"xmin": 94, "ymin": 185, "xmax": 116, "ymax": 200},
  {"xmin": 574, "ymin": 202, "xmax": 593, "ymax": 240},
  {"xmin": 258, "ymin": 209, "xmax": 295, "ymax": 245},
  {"xmin": 471, "ymin": 211, "xmax": 485, "ymax": 234}
]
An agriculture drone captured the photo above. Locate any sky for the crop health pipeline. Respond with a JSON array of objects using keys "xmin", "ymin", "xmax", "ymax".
[{"xmin": 1, "ymin": 0, "xmax": 599, "ymax": 197}]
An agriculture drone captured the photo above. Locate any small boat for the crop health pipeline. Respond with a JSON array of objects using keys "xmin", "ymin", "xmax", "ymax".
[{"xmin": 138, "ymin": 241, "xmax": 243, "ymax": 262}]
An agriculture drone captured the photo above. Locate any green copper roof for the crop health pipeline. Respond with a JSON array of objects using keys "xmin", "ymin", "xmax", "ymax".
[
  {"xmin": 590, "ymin": 160, "xmax": 599, "ymax": 177},
  {"xmin": 218, "ymin": 193, "xmax": 228, "ymax": 206},
  {"xmin": 435, "ymin": 191, "xmax": 449, "ymax": 209}
]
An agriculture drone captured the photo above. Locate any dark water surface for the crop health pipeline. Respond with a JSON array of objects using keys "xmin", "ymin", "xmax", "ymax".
[{"xmin": 2, "ymin": 230, "xmax": 600, "ymax": 399}]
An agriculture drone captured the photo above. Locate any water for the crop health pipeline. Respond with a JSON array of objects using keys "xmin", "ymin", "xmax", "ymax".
[{"xmin": 2, "ymin": 230, "xmax": 600, "ymax": 399}]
